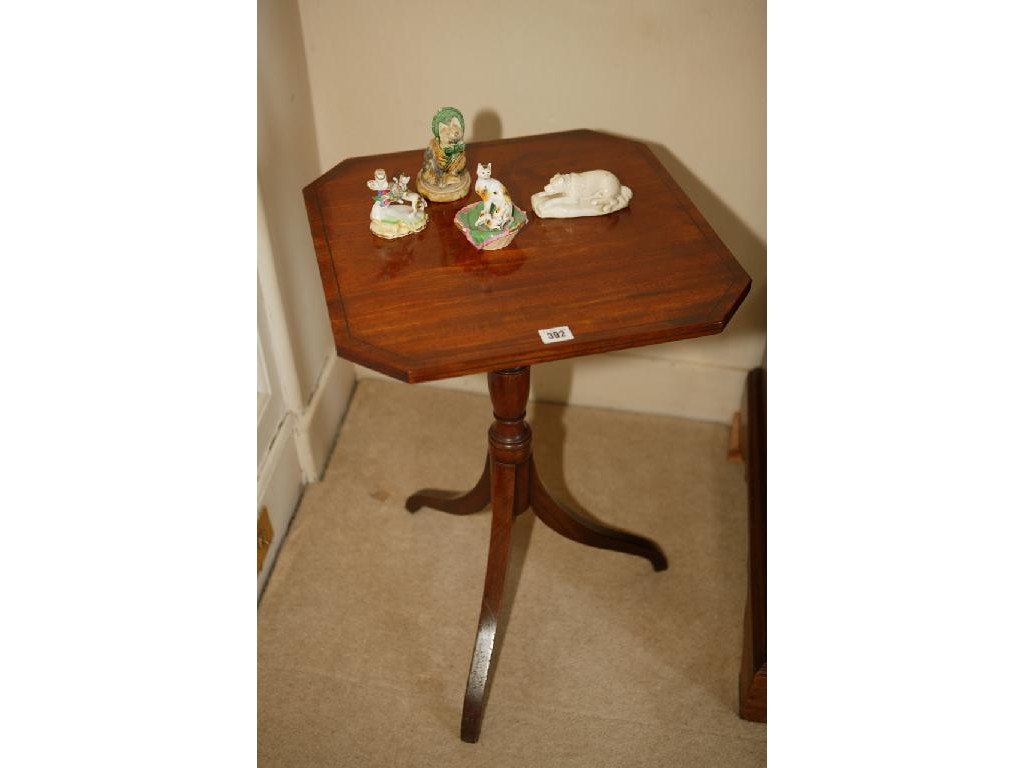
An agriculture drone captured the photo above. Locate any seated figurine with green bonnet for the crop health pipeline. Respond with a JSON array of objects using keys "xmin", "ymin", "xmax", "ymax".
[{"xmin": 416, "ymin": 106, "xmax": 471, "ymax": 203}]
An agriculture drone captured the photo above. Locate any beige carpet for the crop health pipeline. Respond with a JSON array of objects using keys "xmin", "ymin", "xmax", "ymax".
[{"xmin": 258, "ymin": 379, "xmax": 766, "ymax": 767}]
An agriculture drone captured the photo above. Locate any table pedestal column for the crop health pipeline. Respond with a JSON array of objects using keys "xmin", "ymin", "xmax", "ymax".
[{"xmin": 406, "ymin": 365, "xmax": 667, "ymax": 743}]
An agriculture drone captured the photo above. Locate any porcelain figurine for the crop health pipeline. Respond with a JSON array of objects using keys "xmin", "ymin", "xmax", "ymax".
[
  {"xmin": 473, "ymin": 163, "xmax": 514, "ymax": 230},
  {"xmin": 530, "ymin": 170, "xmax": 633, "ymax": 218},
  {"xmin": 415, "ymin": 107, "xmax": 471, "ymax": 202},
  {"xmin": 366, "ymin": 168, "xmax": 428, "ymax": 239},
  {"xmin": 454, "ymin": 163, "xmax": 528, "ymax": 250}
]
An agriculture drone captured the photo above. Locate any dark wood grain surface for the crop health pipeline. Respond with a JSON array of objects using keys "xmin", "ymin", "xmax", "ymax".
[{"xmin": 303, "ymin": 129, "xmax": 750, "ymax": 382}]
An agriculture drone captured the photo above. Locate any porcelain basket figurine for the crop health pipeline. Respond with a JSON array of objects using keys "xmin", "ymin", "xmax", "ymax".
[{"xmin": 454, "ymin": 162, "xmax": 528, "ymax": 250}]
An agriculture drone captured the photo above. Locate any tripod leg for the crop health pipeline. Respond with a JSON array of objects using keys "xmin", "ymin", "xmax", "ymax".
[
  {"xmin": 530, "ymin": 458, "xmax": 667, "ymax": 571},
  {"xmin": 405, "ymin": 457, "xmax": 490, "ymax": 515}
]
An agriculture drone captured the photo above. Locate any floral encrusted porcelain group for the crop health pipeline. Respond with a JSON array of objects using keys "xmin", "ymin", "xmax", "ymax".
[
  {"xmin": 366, "ymin": 168, "xmax": 428, "ymax": 239},
  {"xmin": 366, "ymin": 107, "xmax": 632, "ymax": 245}
]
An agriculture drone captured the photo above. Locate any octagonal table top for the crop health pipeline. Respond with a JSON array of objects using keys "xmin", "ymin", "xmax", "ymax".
[{"xmin": 303, "ymin": 129, "xmax": 750, "ymax": 383}]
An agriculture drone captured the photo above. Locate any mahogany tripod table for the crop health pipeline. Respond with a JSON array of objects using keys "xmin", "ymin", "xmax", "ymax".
[{"xmin": 302, "ymin": 129, "xmax": 750, "ymax": 743}]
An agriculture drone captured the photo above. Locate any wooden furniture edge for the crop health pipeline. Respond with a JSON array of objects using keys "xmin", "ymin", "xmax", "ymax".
[{"xmin": 738, "ymin": 366, "xmax": 766, "ymax": 722}]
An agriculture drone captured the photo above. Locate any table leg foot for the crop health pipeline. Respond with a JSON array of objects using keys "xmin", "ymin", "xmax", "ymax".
[
  {"xmin": 460, "ymin": 457, "xmax": 519, "ymax": 743},
  {"xmin": 405, "ymin": 457, "xmax": 491, "ymax": 514},
  {"xmin": 529, "ymin": 457, "xmax": 668, "ymax": 571}
]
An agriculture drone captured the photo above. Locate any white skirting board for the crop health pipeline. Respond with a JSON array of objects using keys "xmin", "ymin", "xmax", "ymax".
[
  {"xmin": 258, "ymin": 354, "xmax": 355, "ymax": 596},
  {"xmin": 257, "ymin": 412, "xmax": 304, "ymax": 597},
  {"xmin": 296, "ymin": 353, "xmax": 355, "ymax": 481},
  {"xmin": 354, "ymin": 351, "xmax": 747, "ymax": 425}
]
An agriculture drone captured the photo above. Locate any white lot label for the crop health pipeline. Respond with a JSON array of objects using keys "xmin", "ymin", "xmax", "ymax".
[{"xmin": 538, "ymin": 325, "xmax": 574, "ymax": 344}]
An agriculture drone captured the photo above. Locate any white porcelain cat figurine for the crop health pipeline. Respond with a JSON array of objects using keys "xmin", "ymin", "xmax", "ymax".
[
  {"xmin": 390, "ymin": 173, "xmax": 425, "ymax": 212},
  {"xmin": 474, "ymin": 163, "xmax": 513, "ymax": 230}
]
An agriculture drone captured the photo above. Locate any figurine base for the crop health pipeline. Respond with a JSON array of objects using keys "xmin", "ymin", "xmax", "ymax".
[
  {"xmin": 454, "ymin": 203, "xmax": 528, "ymax": 250},
  {"xmin": 416, "ymin": 170, "xmax": 471, "ymax": 203},
  {"xmin": 530, "ymin": 190, "xmax": 632, "ymax": 218},
  {"xmin": 370, "ymin": 214, "xmax": 428, "ymax": 240}
]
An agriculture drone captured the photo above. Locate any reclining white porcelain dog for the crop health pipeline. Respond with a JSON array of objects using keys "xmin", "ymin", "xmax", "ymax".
[{"xmin": 530, "ymin": 170, "xmax": 632, "ymax": 218}]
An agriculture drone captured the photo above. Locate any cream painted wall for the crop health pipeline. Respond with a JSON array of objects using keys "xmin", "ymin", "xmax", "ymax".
[
  {"xmin": 257, "ymin": 0, "xmax": 340, "ymax": 403},
  {"xmin": 258, "ymin": 0, "xmax": 358, "ymax": 591},
  {"xmin": 297, "ymin": 0, "xmax": 765, "ymax": 422}
]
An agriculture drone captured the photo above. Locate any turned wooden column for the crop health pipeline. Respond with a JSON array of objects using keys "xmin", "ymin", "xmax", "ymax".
[{"xmin": 486, "ymin": 367, "xmax": 532, "ymax": 515}]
